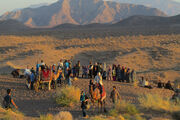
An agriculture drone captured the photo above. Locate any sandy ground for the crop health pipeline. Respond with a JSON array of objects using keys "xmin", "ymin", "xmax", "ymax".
[
  {"xmin": 0, "ymin": 34, "xmax": 179, "ymax": 83},
  {"xmin": 0, "ymin": 34, "xmax": 179, "ymax": 119},
  {"xmin": 0, "ymin": 75, "xmax": 174, "ymax": 119}
]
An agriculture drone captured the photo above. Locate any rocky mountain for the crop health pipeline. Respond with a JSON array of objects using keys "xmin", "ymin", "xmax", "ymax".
[
  {"xmin": 0, "ymin": 0, "xmax": 166, "ymax": 28},
  {"xmin": 108, "ymin": 0, "xmax": 180, "ymax": 16}
]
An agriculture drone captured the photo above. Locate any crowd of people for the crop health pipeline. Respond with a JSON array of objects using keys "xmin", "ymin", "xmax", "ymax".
[
  {"xmin": 11, "ymin": 59, "xmax": 137, "ymax": 90},
  {"xmin": 6, "ymin": 59, "xmax": 180, "ymax": 118}
]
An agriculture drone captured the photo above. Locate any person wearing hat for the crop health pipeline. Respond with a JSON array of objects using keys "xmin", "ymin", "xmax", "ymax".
[{"xmin": 3, "ymin": 89, "xmax": 18, "ymax": 109}]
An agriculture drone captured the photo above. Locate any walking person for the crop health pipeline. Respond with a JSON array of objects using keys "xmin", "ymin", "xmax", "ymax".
[
  {"xmin": 110, "ymin": 86, "xmax": 120, "ymax": 104},
  {"xmin": 3, "ymin": 89, "xmax": 18, "ymax": 109},
  {"xmin": 80, "ymin": 91, "xmax": 89, "ymax": 118}
]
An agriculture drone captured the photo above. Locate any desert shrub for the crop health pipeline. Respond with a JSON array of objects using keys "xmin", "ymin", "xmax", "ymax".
[
  {"xmin": 55, "ymin": 86, "xmax": 81, "ymax": 107},
  {"xmin": 123, "ymin": 114, "xmax": 145, "ymax": 120},
  {"xmin": 89, "ymin": 115, "xmax": 125, "ymax": 120},
  {"xmin": 111, "ymin": 100, "xmax": 139, "ymax": 116},
  {"xmin": 1, "ymin": 109, "xmax": 24, "ymax": 120},
  {"xmin": 54, "ymin": 111, "xmax": 73, "ymax": 120},
  {"xmin": 138, "ymin": 94, "xmax": 180, "ymax": 113},
  {"xmin": 40, "ymin": 114, "xmax": 53, "ymax": 120},
  {"xmin": 39, "ymin": 111, "xmax": 73, "ymax": 120}
]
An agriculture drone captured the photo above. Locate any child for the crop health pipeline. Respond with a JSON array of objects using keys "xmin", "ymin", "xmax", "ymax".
[{"xmin": 80, "ymin": 91, "xmax": 89, "ymax": 118}]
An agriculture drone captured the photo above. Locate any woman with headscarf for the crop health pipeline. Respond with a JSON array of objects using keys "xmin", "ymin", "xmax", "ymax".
[{"xmin": 107, "ymin": 66, "xmax": 112, "ymax": 81}]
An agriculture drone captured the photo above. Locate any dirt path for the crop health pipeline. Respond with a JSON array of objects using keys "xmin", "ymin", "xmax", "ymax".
[{"xmin": 0, "ymin": 75, "xmax": 174, "ymax": 119}]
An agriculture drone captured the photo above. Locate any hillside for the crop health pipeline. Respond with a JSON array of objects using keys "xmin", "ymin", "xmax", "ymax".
[
  {"xmin": 0, "ymin": 34, "xmax": 179, "ymax": 119},
  {"xmin": 0, "ymin": 19, "xmax": 29, "ymax": 32},
  {"xmin": 0, "ymin": 0, "xmax": 166, "ymax": 28},
  {"xmin": 109, "ymin": 0, "xmax": 180, "ymax": 16},
  {"xmin": 114, "ymin": 14, "xmax": 180, "ymax": 26}
]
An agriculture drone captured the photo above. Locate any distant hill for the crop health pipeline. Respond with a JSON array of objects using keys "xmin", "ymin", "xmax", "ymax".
[
  {"xmin": 0, "ymin": 19, "xmax": 29, "ymax": 32},
  {"xmin": 114, "ymin": 14, "xmax": 180, "ymax": 27},
  {"xmin": 109, "ymin": 0, "xmax": 180, "ymax": 16},
  {"xmin": 0, "ymin": 0, "xmax": 166, "ymax": 28}
]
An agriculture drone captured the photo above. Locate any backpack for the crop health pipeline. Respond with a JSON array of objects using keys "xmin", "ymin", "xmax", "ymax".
[{"xmin": 2, "ymin": 98, "xmax": 8, "ymax": 108}]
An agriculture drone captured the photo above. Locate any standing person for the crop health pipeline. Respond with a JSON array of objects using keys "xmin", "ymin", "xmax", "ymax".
[
  {"xmin": 121, "ymin": 66, "xmax": 125, "ymax": 82},
  {"xmin": 116, "ymin": 65, "xmax": 121, "ymax": 82},
  {"xmin": 75, "ymin": 61, "xmax": 81, "ymax": 78},
  {"xmin": 57, "ymin": 59, "xmax": 64, "ymax": 71},
  {"xmin": 102, "ymin": 62, "xmax": 107, "ymax": 80},
  {"xmin": 130, "ymin": 69, "xmax": 136, "ymax": 83},
  {"xmin": 65, "ymin": 68, "xmax": 72, "ymax": 86},
  {"xmin": 30, "ymin": 70, "xmax": 35, "ymax": 90},
  {"xmin": 3, "ymin": 89, "xmax": 18, "ymax": 109},
  {"xmin": 107, "ymin": 66, "xmax": 112, "ymax": 81},
  {"xmin": 126, "ymin": 68, "xmax": 130, "ymax": 83},
  {"xmin": 72, "ymin": 65, "xmax": 77, "ymax": 78},
  {"xmin": 24, "ymin": 65, "xmax": 31, "ymax": 89},
  {"xmin": 88, "ymin": 62, "xmax": 93, "ymax": 78},
  {"xmin": 36, "ymin": 61, "xmax": 40, "ymax": 75},
  {"xmin": 40, "ymin": 60, "xmax": 45, "ymax": 70},
  {"xmin": 110, "ymin": 86, "xmax": 120, "ymax": 104},
  {"xmin": 57, "ymin": 70, "xmax": 63, "ymax": 85},
  {"xmin": 80, "ymin": 91, "xmax": 89, "ymax": 118},
  {"xmin": 24, "ymin": 65, "xmax": 31, "ymax": 77},
  {"xmin": 112, "ymin": 65, "xmax": 116, "ymax": 81}
]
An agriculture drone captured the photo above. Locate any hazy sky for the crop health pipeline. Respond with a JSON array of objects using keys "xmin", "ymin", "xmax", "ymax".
[
  {"xmin": 0, "ymin": 0, "xmax": 58, "ymax": 15},
  {"xmin": 0, "ymin": 0, "xmax": 180, "ymax": 15}
]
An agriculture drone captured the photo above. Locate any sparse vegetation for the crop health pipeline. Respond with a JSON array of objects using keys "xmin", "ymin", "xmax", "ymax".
[
  {"xmin": 0, "ymin": 107, "xmax": 24, "ymax": 120},
  {"xmin": 55, "ymin": 86, "xmax": 81, "ymax": 107},
  {"xmin": 108, "ymin": 100, "xmax": 144, "ymax": 120},
  {"xmin": 40, "ymin": 111, "xmax": 73, "ymax": 120},
  {"xmin": 138, "ymin": 94, "xmax": 180, "ymax": 112}
]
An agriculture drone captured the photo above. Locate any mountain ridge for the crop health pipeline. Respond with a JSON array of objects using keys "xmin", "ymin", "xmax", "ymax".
[
  {"xmin": 108, "ymin": 0, "xmax": 180, "ymax": 16},
  {"xmin": 0, "ymin": 0, "xmax": 166, "ymax": 28}
]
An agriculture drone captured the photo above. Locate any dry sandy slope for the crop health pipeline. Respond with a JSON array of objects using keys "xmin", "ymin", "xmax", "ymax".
[
  {"xmin": 0, "ymin": 34, "xmax": 179, "ymax": 119},
  {"xmin": 0, "ymin": 34, "xmax": 180, "ymax": 83},
  {"xmin": 0, "ymin": 75, "xmax": 174, "ymax": 120}
]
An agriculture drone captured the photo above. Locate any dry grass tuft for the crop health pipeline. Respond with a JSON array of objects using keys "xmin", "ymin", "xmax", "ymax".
[
  {"xmin": 55, "ymin": 86, "xmax": 81, "ymax": 107},
  {"xmin": 138, "ymin": 94, "xmax": 180, "ymax": 113},
  {"xmin": 54, "ymin": 111, "xmax": 73, "ymax": 120},
  {"xmin": 0, "ymin": 107, "xmax": 24, "ymax": 120},
  {"xmin": 40, "ymin": 111, "xmax": 73, "ymax": 120}
]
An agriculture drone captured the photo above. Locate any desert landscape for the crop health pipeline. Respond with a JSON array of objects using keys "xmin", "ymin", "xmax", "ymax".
[
  {"xmin": 0, "ymin": 33, "xmax": 180, "ymax": 120},
  {"xmin": 0, "ymin": 0, "xmax": 180, "ymax": 120}
]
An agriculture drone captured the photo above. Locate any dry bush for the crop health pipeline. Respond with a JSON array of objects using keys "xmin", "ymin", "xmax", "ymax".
[
  {"xmin": 40, "ymin": 114, "xmax": 53, "ymax": 120},
  {"xmin": 109, "ymin": 100, "xmax": 139, "ymax": 116},
  {"xmin": 108, "ymin": 100, "xmax": 144, "ymax": 120},
  {"xmin": 138, "ymin": 94, "xmax": 180, "ymax": 113},
  {"xmin": 54, "ymin": 111, "xmax": 73, "ymax": 120},
  {"xmin": 0, "ymin": 108, "xmax": 24, "ymax": 120},
  {"xmin": 39, "ymin": 111, "xmax": 72, "ymax": 120},
  {"xmin": 55, "ymin": 86, "xmax": 81, "ymax": 107}
]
